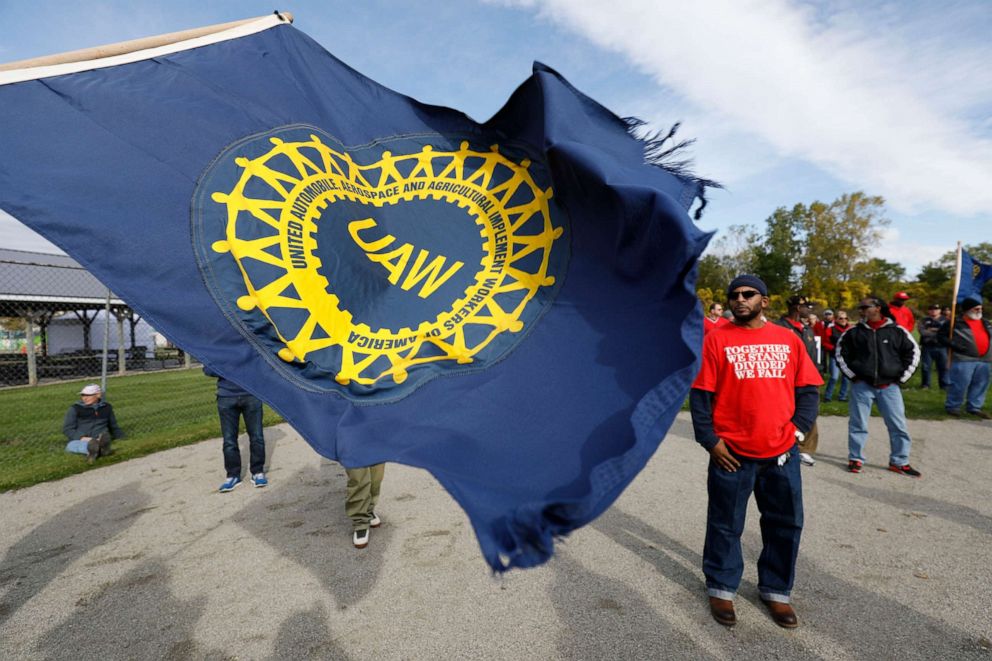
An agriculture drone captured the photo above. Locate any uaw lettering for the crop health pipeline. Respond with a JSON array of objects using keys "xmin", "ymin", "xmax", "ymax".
[
  {"xmin": 195, "ymin": 126, "xmax": 568, "ymax": 400},
  {"xmin": 724, "ymin": 343, "xmax": 791, "ymax": 379}
]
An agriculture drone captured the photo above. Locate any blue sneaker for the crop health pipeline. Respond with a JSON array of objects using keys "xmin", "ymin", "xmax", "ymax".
[
  {"xmin": 219, "ymin": 476, "xmax": 241, "ymax": 492},
  {"xmin": 251, "ymin": 473, "xmax": 268, "ymax": 488}
]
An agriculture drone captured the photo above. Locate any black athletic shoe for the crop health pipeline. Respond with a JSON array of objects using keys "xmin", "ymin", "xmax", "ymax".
[{"xmin": 888, "ymin": 464, "xmax": 922, "ymax": 478}]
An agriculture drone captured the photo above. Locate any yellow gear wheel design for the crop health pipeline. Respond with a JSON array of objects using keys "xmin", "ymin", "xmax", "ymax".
[{"xmin": 210, "ymin": 133, "xmax": 563, "ymax": 389}]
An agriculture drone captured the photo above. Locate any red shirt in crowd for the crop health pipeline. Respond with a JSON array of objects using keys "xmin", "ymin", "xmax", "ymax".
[
  {"xmin": 703, "ymin": 316, "xmax": 730, "ymax": 336},
  {"xmin": 889, "ymin": 305, "xmax": 915, "ymax": 334},
  {"xmin": 964, "ymin": 317, "xmax": 990, "ymax": 356},
  {"xmin": 692, "ymin": 322, "xmax": 823, "ymax": 459}
]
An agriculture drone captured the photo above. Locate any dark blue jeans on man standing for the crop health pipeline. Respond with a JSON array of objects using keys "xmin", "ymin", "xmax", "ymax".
[
  {"xmin": 703, "ymin": 445, "xmax": 803, "ymax": 604},
  {"xmin": 218, "ymin": 395, "xmax": 265, "ymax": 478},
  {"xmin": 920, "ymin": 345, "xmax": 948, "ymax": 389}
]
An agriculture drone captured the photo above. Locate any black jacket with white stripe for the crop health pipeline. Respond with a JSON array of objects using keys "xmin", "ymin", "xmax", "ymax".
[{"xmin": 836, "ymin": 318, "xmax": 920, "ymax": 387}]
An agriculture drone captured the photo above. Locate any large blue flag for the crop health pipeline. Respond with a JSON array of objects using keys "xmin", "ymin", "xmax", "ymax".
[
  {"xmin": 0, "ymin": 15, "xmax": 711, "ymax": 570},
  {"xmin": 959, "ymin": 249, "xmax": 992, "ymax": 304}
]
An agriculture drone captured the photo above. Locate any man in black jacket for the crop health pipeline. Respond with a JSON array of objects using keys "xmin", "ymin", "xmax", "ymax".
[
  {"xmin": 774, "ymin": 295, "xmax": 819, "ymax": 466},
  {"xmin": 939, "ymin": 297, "xmax": 991, "ymax": 419},
  {"xmin": 918, "ymin": 304, "xmax": 949, "ymax": 390},
  {"xmin": 836, "ymin": 297, "xmax": 922, "ymax": 477}
]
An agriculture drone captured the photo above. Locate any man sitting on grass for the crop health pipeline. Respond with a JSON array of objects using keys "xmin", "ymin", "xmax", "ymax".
[{"xmin": 63, "ymin": 383, "xmax": 124, "ymax": 463}]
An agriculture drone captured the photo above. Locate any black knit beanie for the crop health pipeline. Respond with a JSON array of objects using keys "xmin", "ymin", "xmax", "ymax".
[{"xmin": 727, "ymin": 274, "xmax": 768, "ymax": 298}]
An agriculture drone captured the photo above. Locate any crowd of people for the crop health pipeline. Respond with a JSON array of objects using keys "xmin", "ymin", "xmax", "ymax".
[
  {"xmin": 694, "ymin": 275, "xmax": 990, "ymax": 629},
  {"xmin": 57, "ymin": 275, "xmax": 990, "ymax": 630}
]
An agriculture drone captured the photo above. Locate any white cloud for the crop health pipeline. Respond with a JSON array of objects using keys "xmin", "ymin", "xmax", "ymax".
[
  {"xmin": 490, "ymin": 0, "xmax": 992, "ymax": 216},
  {"xmin": 872, "ymin": 227, "xmax": 945, "ymax": 275}
]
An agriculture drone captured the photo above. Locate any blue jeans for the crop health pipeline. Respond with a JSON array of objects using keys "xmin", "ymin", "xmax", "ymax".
[
  {"xmin": 945, "ymin": 361, "xmax": 990, "ymax": 413},
  {"xmin": 703, "ymin": 445, "xmax": 803, "ymax": 603},
  {"xmin": 823, "ymin": 355, "xmax": 849, "ymax": 401},
  {"xmin": 920, "ymin": 345, "xmax": 948, "ymax": 389},
  {"xmin": 847, "ymin": 380, "xmax": 912, "ymax": 466},
  {"xmin": 218, "ymin": 395, "xmax": 265, "ymax": 478},
  {"xmin": 65, "ymin": 439, "xmax": 90, "ymax": 455}
]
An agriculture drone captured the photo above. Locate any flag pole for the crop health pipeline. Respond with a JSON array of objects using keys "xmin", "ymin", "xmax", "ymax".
[
  {"xmin": 947, "ymin": 241, "xmax": 963, "ymax": 368},
  {"xmin": 0, "ymin": 12, "xmax": 293, "ymax": 72}
]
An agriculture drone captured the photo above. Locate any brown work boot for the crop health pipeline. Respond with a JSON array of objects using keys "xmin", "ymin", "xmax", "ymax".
[
  {"xmin": 761, "ymin": 598, "xmax": 799, "ymax": 628},
  {"xmin": 708, "ymin": 596, "xmax": 736, "ymax": 626},
  {"xmin": 96, "ymin": 432, "xmax": 112, "ymax": 457},
  {"xmin": 86, "ymin": 438, "xmax": 100, "ymax": 464}
]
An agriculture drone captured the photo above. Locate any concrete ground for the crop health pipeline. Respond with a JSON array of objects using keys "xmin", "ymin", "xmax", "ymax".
[{"xmin": 1, "ymin": 413, "xmax": 990, "ymax": 660}]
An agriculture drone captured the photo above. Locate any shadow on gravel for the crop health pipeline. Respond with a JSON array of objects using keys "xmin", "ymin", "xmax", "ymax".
[
  {"xmin": 591, "ymin": 508, "xmax": 827, "ymax": 658},
  {"xmin": 231, "ymin": 463, "xmax": 392, "ymax": 609},
  {"xmin": 262, "ymin": 426, "xmax": 290, "ymax": 473},
  {"xmin": 274, "ymin": 603, "xmax": 351, "ymax": 660},
  {"xmin": 821, "ymin": 476, "xmax": 992, "ymax": 535},
  {"xmin": 0, "ymin": 482, "xmax": 150, "ymax": 627},
  {"xmin": 33, "ymin": 558, "xmax": 217, "ymax": 660},
  {"xmin": 549, "ymin": 551, "xmax": 715, "ymax": 660},
  {"xmin": 787, "ymin": 547, "xmax": 990, "ymax": 659},
  {"xmin": 597, "ymin": 506, "xmax": 989, "ymax": 658}
]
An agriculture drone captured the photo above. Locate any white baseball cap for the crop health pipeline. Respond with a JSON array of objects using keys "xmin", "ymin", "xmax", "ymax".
[{"xmin": 79, "ymin": 383, "xmax": 102, "ymax": 395}]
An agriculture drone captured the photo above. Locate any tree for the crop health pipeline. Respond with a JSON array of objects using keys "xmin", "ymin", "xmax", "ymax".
[
  {"xmin": 695, "ymin": 254, "xmax": 729, "ymax": 298},
  {"xmin": 752, "ymin": 206, "xmax": 801, "ymax": 294},
  {"xmin": 798, "ymin": 192, "xmax": 888, "ymax": 295},
  {"xmin": 695, "ymin": 225, "xmax": 760, "ymax": 308},
  {"xmin": 851, "ymin": 258, "xmax": 906, "ymax": 298},
  {"xmin": 695, "ymin": 192, "xmax": 891, "ymax": 314},
  {"xmin": 916, "ymin": 262, "xmax": 951, "ymax": 290}
]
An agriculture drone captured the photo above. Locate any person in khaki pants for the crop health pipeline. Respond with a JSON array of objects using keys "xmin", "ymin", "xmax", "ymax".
[{"xmin": 346, "ymin": 464, "xmax": 384, "ymax": 548}]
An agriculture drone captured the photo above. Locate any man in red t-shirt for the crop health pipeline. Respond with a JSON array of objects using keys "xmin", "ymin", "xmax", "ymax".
[
  {"xmin": 703, "ymin": 301, "xmax": 730, "ymax": 336},
  {"xmin": 940, "ymin": 297, "xmax": 992, "ymax": 419},
  {"xmin": 690, "ymin": 274, "xmax": 822, "ymax": 629}
]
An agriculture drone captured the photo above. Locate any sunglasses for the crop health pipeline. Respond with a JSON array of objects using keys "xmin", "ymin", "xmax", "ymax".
[
  {"xmin": 729, "ymin": 290, "xmax": 761, "ymax": 301},
  {"xmin": 857, "ymin": 304, "xmax": 877, "ymax": 310}
]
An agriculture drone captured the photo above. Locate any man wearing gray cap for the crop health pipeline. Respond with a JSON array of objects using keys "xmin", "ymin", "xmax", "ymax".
[
  {"xmin": 63, "ymin": 383, "xmax": 124, "ymax": 463},
  {"xmin": 940, "ymin": 297, "xmax": 991, "ymax": 419}
]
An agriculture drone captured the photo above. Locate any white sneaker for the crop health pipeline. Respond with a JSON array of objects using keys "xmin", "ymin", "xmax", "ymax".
[
  {"xmin": 369, "ymin": 511, "xmax": 381, "ymax": 528},
  {"xmin": 799, "ymin": 452, "xmax": 815, "ymax": 466},
  {"xmin": 353, "ymin": 528, "xmax": 370, "ymax": 549}
]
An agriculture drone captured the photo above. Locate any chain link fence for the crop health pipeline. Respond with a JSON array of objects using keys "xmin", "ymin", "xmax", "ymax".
[{"xmin": 0, "ymin": 248, "xmax": 280, "ymax": 491}]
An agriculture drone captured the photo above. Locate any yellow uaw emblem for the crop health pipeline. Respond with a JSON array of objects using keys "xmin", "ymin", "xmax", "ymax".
[{"xmin": 203, "ymin": 128, "xmax": 566, "ymax": 399}]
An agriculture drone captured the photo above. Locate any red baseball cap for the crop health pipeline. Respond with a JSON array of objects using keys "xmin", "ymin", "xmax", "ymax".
[{"xmin": 893, "ymin": 291, "xmax": 910, "ymax": 300}]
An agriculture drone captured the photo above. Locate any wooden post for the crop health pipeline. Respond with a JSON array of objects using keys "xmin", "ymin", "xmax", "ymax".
[
  {"xmin": 117, "ymin": 313, "xmax": 126, "ymax": 375},
  {"xmin": 0, "ymin": 13, "xmax": 292, "ymax": 71},
  {"xmin": 947, "ymin": 242, "xmax": 963, "ymax": 369},
  {"xmin": 24, "ymin": 313, "xmax": 37, "ymax": 386}
]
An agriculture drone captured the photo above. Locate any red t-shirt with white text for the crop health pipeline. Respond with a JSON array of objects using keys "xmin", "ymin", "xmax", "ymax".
[{"xmin": 692, "ymin": 322, "xmax": 824, "ymax": 458}]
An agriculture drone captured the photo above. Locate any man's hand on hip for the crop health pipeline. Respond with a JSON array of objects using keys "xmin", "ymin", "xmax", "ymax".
[{"xmin": 709, "ymin": 439, "xmax": 741, "ymax": 472}]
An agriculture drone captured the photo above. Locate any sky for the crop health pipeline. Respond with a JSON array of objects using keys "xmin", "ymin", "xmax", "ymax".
[{"xmin": 0, "ymin": 0, "xmax": 989, "ymax": 275}]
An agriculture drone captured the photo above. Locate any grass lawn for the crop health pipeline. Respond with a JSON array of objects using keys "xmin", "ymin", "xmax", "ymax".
[
  {"xmin": 0, "ymin": 369, "xmax": 282, "ymax": 492},
  {"xmin": 818, "ymin": 365, "xmax": 954, "ymax": 419},
  {"xmin": 1, "ymin": 355, "xmax": 969, "ymax": 492}
]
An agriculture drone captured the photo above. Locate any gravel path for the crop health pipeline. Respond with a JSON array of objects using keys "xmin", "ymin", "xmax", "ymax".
[{"xmin": 1, "ymin": 413, "xmax": 990, "ymax": 660}]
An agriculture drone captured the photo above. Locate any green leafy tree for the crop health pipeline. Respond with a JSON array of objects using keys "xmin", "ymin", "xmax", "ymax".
[
  {"xmin": 752, "ymin": 206, "xmax": 801, "ymax": 294},
  {"xmin": 797, "ymin": 192, "xmax": 888, "ymax": 296},
  {"xmin": 851, "ymin": 258, "xmax": 906, "ymax": 297}
]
